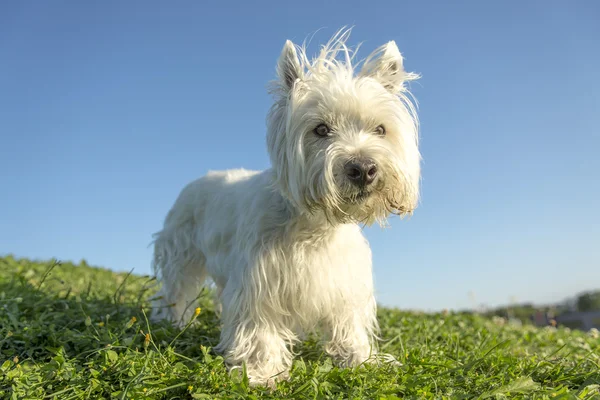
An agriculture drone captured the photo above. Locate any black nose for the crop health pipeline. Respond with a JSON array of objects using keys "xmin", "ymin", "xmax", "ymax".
[{"xmin": 344, "ymin": 159, "xmax": 378, "ymax": 186}]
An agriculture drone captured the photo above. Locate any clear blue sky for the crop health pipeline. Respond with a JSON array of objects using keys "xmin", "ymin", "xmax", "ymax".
[{"xmin": 1, "ymin": 1, "xmax": 599, "ymax": 311}]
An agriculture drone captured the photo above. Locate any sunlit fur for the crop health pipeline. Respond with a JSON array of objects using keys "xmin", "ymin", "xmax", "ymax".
[{"xmin": 151, "ymin": 29, "xmax": 420, "ymax": 386}]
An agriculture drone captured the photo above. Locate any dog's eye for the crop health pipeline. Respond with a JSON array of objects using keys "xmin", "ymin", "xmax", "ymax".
[
  {"xmin": 375, "ymin": 125, "xmax": 386, "ymax": 136},
  {"xmin": 314, "ymin": 124, "xmax": 331, "ymax": 137}
]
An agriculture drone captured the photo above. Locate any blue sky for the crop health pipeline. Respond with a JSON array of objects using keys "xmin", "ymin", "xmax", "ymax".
[{"xmin": 1, "ymin": 1, "xmax": 599, "ymax": 311}]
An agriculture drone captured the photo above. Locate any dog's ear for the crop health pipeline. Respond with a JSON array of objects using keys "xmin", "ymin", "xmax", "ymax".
[
  {"xmin": 360, "ymin": 41, "xmax": 418, "ymax": 93},
  {"xmin": 277, "ymin": 40, "xmax": 303, "ymax": 92}
]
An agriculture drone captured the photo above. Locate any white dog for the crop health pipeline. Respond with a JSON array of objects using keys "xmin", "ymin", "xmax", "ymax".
[{"xmin": 151, "ymin": 29, "xmax": 420, "ymax": 386}]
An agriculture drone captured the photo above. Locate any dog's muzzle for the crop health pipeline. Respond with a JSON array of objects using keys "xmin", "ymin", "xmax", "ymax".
[
  {"xmin": 341, "ymin": 157, "xmax": 380, "ymax": 204},
  {"xmin": 344, "ymin": 158, "xmax": 378, "ymax": 187}
]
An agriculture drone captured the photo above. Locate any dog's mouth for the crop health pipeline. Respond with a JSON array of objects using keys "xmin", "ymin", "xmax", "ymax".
[{"xmin": 344, "ymin": 190, "xmax": 372, "ymax": 204}]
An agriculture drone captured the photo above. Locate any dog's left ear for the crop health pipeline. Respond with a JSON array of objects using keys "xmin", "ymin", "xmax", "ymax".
[
  {"xmin": 277, "ymin": 40, "xmax": 303, "ymax": 92},
  {"xmin": 360, "ymin": 41, "xmax": 418, "ymax": 93}
]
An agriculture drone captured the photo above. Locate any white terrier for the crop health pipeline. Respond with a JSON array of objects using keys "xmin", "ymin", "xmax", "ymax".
[{"xmin": 151, "ymin": 29, "xmax": 420, "ymax": 386}]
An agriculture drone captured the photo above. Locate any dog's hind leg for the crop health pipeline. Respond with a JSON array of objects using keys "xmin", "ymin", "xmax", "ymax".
[{"xmin": 151, "ymin": 221, "xmax": 207, "ymax": 327}]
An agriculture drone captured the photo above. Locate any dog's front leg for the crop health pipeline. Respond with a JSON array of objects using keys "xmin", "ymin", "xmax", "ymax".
[
  {"xmin": 214, "ymin": 278, "xmax": 293, "ymax": 387},
  {"xmin": 323, "ymin": 297, "xmax": 379, "ymax": 368}
]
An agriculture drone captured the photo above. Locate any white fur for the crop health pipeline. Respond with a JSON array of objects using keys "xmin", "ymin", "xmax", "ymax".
[{"xmin": 151, "ymin": 29, "xmax": 420, "ymax": 386}]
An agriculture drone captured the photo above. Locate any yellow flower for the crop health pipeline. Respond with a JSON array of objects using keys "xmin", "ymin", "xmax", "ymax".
[
  {"xmin": 143, "ymin": 388, "xmax": 147, "ymax": 393},
  {"xmin": 188, "ymin": 385, "xmax": 193, "ymax": 392},
  {"xmin": 98, "ymin": 321, "xmax": 105, "ymax": 327},
  {"xmin": 126, "ymin": 316, "xmax": 137, "ymax": 329},
  {"xmin": 194, "ymin": 307, "xmax": 201, "ymax": 317},
  {"xmin": 144, "ymin": 333, "xmax": 151, "ymax": 349}
]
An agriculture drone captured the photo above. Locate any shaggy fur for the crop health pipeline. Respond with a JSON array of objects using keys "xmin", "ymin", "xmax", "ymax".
[{"xmin": 151, "ymin": 29, "xmax": 420, "ymax": 386}]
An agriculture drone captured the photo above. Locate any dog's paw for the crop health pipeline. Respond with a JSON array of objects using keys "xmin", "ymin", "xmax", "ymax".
[
  {"xmin": 229, "ymin": 365, "xmax": 290, "ymax": 389},
  {"xmin": 370, "ymin": 352, "xmax": 403, "ymax": 367}
]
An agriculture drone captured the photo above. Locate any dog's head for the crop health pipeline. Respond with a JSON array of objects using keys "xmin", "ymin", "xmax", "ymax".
[{"xmin": 267, "ymin": 30, "xmax": 421, "ymax": 226}]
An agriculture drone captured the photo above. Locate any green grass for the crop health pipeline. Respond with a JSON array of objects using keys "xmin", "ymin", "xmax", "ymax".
[{"xmin": 1, "ymin": 256, "xmax": 599, "ymax": 399}]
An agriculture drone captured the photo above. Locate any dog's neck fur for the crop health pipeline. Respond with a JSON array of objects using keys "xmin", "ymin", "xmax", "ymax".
[{"xmin": 265, "ymin": 168, "xmax": 347, "ymax": 240}]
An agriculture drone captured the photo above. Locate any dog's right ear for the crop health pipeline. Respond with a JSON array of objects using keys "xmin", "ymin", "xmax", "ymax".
[
  {"xmin": 360, "ymin": 41, "xmax": 418, "ymax": 94},
  {"xmin": 277, "ymin": 40, "xmax": 303, "ymax": 92}
]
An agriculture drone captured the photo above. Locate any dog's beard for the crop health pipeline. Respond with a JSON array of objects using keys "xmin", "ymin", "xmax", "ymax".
[
  {"xmin": 345, "ymin": 190, "xmax": 371, "ymax": 204},
  {"xmin": 307, "ymin": 172, "xmax": 412, "ymax": 226}
]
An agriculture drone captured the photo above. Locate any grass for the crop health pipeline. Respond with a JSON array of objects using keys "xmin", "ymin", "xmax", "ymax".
[{"xmin": 0, "ymin": 256, "xmax": 599, "ymax": 399}]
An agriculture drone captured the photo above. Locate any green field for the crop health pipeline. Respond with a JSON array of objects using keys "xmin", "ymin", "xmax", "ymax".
[{"xmin": 1, "ymin": 256, "xmax": 599, "ymax": 399}]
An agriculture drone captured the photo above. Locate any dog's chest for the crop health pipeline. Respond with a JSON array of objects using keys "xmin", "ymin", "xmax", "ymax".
[{"xmin": 270, "ymin": 223, "xmax": 372, "ymax": 316}]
